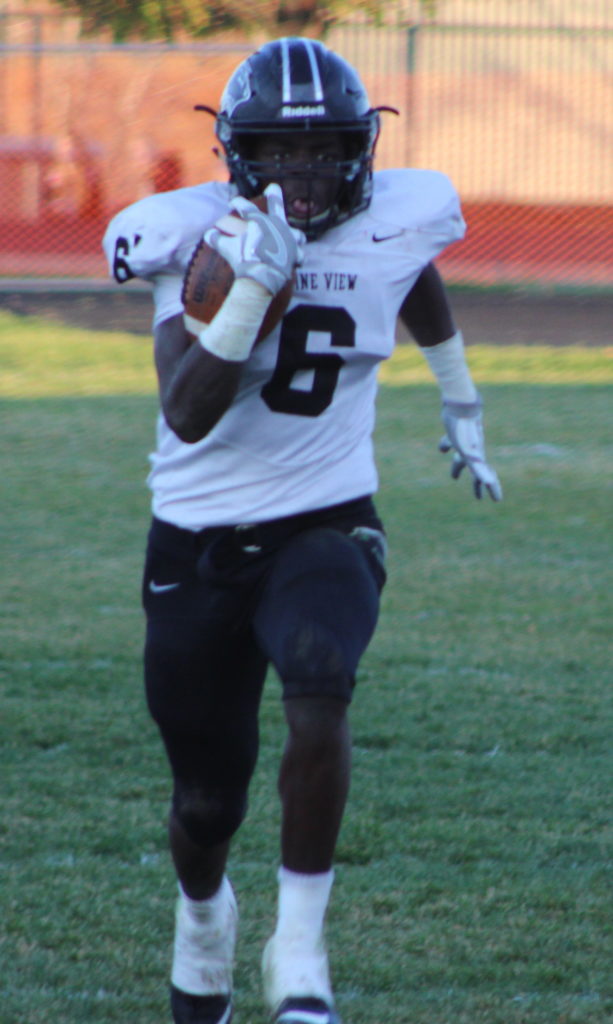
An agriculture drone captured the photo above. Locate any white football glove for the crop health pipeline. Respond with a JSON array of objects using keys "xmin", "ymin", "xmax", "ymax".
[
  {"xmin": 204, "ymin": 183, "xmax": 305, "ymax": 296},
  {"xmin": 439, "ymin": 398, "xmax": 503, "ymax": 501}
]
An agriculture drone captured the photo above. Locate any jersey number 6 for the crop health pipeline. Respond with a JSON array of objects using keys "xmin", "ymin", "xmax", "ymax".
[{"xmin": 261, "ymin": 304, "xmax": 355, "ymax": 418}]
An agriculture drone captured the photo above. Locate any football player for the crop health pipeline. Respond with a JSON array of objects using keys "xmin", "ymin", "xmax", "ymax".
[{"xmin": 103, "ymin": 36, "xmax": 501, "ymax": 1024}]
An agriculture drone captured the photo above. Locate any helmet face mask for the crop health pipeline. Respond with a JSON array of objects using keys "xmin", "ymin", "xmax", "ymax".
[{"xmin": 214, "ymin": 38, "xmax": 381, "ymax": 239}]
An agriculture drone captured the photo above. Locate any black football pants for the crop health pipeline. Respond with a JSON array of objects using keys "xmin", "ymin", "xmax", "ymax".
[{"xmin": 142, "ymin": 497, "xmax": 385, "ymax": 848}]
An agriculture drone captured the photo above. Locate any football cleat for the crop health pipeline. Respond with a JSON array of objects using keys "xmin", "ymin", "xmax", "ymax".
[
  {"xmin": 170, "ymin": 987, "xmax": 233, "ymax": 1024},
  {"xmin": 273, "ymin": 995, "xmax": 341, "ymax": 1024}
]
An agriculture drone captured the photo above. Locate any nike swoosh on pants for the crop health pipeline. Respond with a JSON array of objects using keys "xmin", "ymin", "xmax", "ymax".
[{"xmin": 149, "ymin": 580, "xmax": 180, "ymax": 593}]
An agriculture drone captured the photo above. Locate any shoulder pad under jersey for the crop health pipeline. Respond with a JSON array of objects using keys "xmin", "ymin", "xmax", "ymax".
[{"xmin": 367, "ymin": 168, "xmax": 465, "ymax": 246}]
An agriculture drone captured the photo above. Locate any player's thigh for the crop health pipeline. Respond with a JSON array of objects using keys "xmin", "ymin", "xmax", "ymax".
[
  {"xmin": 253, "ymin": 527, "xmax": 383, "ymax": 700},
  {"xmin": 143, "ymin": 528, "xmax": 268, "ymax": 788}
]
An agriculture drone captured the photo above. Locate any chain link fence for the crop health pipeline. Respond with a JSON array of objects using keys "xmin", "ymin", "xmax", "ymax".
[{"xmin": 0, "ymin": 2, "xmax": 611, "ymax": 288}]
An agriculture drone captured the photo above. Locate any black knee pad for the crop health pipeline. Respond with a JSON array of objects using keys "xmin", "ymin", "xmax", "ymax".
[{"xmin": 172, "ymin": 784, "xmax": 248, "ymax": 849}]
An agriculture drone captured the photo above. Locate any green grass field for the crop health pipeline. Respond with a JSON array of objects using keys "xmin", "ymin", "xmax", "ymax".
[{"xmin": 1, "ymin": 310, "xmax": 612, "ymax": 1024}]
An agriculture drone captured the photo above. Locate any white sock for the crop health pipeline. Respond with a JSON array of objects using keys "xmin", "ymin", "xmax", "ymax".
[
  {"xmin": 171, "ymin": 876, "xmax": 237, "ymax": 996},
  {"xmin": 180, "ymin": 878, "xmax": 231, "ymax": 925},
  {"xmin": 262, "ymin": 868, "xmax": 335, "ymax": 1008},
  {"xmin": 274, "ymin": 866, "xmax": 334, "ymax": 946}
]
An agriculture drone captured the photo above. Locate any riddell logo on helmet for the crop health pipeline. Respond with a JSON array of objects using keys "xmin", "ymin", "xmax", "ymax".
[{"xmin": 281, "ymin": 104, "xmax": 326, "ymax": 117}]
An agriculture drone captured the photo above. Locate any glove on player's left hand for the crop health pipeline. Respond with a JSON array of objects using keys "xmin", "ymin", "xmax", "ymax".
[
  {"xmin": 439, "ymin": 399, "xmax": 503, "ymax": 501},
  {"xmin": 204, "ymin": 183, "xmax": 306, "ymax": 296}
]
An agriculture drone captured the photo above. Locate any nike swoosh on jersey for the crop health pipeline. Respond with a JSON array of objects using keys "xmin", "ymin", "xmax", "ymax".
[
  {"xmin": 372, "ymin": 230, "xmax": 404, "ymax": 242},
  {"xmin": 149, "ymin": 580, "xmax": 180, "ymax": 594}
]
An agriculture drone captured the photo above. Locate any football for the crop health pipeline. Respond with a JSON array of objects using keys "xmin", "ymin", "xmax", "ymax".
[{"xmin": 181, "ymin": 194, "xmax": 294, "ymax": 344}]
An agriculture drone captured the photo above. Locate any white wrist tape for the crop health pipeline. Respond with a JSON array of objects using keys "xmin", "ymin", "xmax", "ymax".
[
  {"xmin": 183, "ymin": 277, "xmax": 272, "ymax": 362},
  {"xmin": 421, "ymin": 330, "xmax": 478, "ymax": 403}
]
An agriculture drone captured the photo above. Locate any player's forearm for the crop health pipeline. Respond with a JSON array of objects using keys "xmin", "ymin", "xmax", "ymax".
[
  {"xmin": 166, "ymin": 347, "xmax": 242, "ymax": 443},
  {"xmin": 154, "ymin": 315, "xmax": 242, "ymax": 443},
  {"xmin": 155, "ymin": 276, "xmax": 275, "ymax": 442},
  {"xmin": 399, "ymin": 263, "xmax": 477, "ymax": 402}
]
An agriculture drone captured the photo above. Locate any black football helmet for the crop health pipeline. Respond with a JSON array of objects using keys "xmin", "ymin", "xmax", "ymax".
[{"xmin": 206, "ymin": 37, "xmax": 382, "ymax": 239}]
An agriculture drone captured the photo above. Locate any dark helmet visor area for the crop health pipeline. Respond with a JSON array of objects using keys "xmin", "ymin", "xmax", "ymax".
[
  {"xmin": 240, "ymin": 159, "xmax": 367, "ymax": 240},
  {"xmin": 219, "ymin": 118, "xmax": 378, "ymax": 238}
]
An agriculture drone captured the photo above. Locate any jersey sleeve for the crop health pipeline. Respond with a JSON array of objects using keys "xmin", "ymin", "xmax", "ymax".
[
  {"xmin": 102, "ymin": 184, "xmax": 231, "ymax": 327},
  {"xmin": 102, "ymin": 185, "xmax": 229, "ymax": 284}
]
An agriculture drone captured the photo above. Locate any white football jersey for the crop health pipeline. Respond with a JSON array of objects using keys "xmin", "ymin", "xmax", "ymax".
[{"xmin": 103, "ymin": 169, "xmax": 465, "ymax": 528}]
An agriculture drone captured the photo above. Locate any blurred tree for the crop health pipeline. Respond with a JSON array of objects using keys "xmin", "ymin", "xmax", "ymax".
[{"xmin": 53, "ymin": 0, "xmax": 437, "ymax": 41}]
